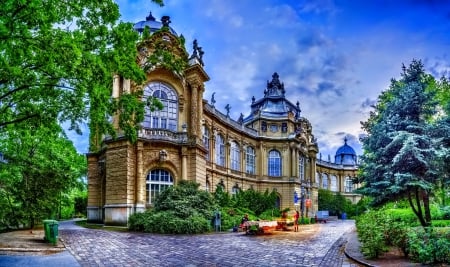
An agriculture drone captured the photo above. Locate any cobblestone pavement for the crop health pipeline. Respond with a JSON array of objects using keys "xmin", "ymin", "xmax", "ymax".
[{"xmin": 60, "ymin": 220, "xmax": 360, "ymax": 267}]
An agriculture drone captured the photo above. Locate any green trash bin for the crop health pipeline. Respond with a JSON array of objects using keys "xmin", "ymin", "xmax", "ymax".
[
  {"xmin": 48, "ymin": 220, "xmax": 59, "ymax": 245},
  {"xmin": 43, "ymin": 219, "xmax": 53, "ymax": 242},
  {"xmin": 43, "ymin": 220, "xmax": 58, "ymax": 244}
]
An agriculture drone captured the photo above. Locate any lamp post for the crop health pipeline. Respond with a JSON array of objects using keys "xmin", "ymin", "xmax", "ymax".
[{"xmin": 300, "ymin": 186, "xmax": 305, "ymax": 219}]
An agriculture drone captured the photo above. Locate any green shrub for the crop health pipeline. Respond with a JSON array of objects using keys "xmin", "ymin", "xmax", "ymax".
[
  {"xmin": 231, "ymin": 189, "xmax": 278, "ymax": 216},
  {"xmin": 300, "ymin": 217, "xmax": 310, "ymax": 224},
  {"xmin": 258, "ymin": 209, "xmax": 281, "ymax": 220},
  {"xmin": 408, "ymin": 227, "xmax": 450, "ymax": 264},
  {"xmin": 383, "ymin": 217, "xmax": 409, "ymax": 256},
  {"xmin": 434, "ymin": 206, "xmax": 450, "ymax": 220},
  {"xmin": 128, "ymin": 181, "xmax": 216, "ymax": 234},
  {"xmin": 128, "ymin": 211, "xmax": 150, "ymax": 232},
  {"xmin": 384, "ymin": 208, "xmax": 419, "ymax": 226},
  {"xmin": 355, "ymin": 210, "xmax": 388, "ymax": 259},
  {"xmin": 128, "ymin": 210, "xmax": 211, "ymax": 234},
  {"xmin": 431, "ymin": 220, "xmax": 450, "ymax": 227}
]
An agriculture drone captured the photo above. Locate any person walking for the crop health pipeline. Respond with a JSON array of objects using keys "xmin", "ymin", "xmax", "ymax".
[{"xmin": 294, "ymin": 210, "xmax": 300, "ymax": 232}]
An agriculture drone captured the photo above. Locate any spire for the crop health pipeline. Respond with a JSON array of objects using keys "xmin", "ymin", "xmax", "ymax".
[
  {"xmin": 265, "ymin": 72, "xmax": 285, "ymax": 97},
  {"xmin": 146, "ymin": 12, "xmax": 156, "ymax": 21}
]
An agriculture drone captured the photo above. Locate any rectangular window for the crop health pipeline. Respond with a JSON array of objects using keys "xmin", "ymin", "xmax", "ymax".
[
  {"xmin": 160, "ymin": 118, "xmax": 167, "ymax": 129},
  {"xmin": 299, "ymin": 157, "xmax": 304, "ymax": 181},
  {"xmin": 268, "ymin": 158, "xmax": 281, "ymax": 176},
  {"xmin": 246, "ymin": 148, "xmax": 255, "ymax": 174}
]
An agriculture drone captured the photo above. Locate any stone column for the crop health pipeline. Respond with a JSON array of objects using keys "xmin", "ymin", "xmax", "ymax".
[
  {"xmin": 191, "ymin": 84, "xmax": 198, "ymax": 136},
  {"xmin": 181, "ymin": 147, "xmax": 188, "ymax": 180},
  {"xmin": 291, "ymin": 145, "xmax": 296, "ymax": 178},
  {"xmin": 135, "ymin": 142, "xmax": 145, "ymax": 212}
]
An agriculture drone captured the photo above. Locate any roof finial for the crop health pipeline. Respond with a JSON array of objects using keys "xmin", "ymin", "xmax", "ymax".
[
  {"xmin": 211, "ymin": 92, "xmax": 216, "ymax": 107},
  {"xmin": 225, "ymin": 104, "xmax": 231, "ymax": 117},
  {"xmin": 344, "ymin": 136, "xmax": 348, "ymax": 144},
  {"xmin": 146, "ymin": 12, "xmax": 156, "ymax": 21},
  {"xmin": 161, "ymin": 16, "xmax": 171, "ymax": 27},
  {"xmin": 189, "ymin": 39, "xmax": 205, "ymax": 66}
]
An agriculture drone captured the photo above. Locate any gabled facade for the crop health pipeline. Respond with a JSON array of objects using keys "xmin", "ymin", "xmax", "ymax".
[{"xmin": 86, "ymin": 14, "xmax": 360, "ymax": 226}]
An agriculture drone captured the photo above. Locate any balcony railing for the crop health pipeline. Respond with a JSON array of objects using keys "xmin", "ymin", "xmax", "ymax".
[
  {"xmin": 204, "ymin": 104, "xmax": 259, "ymax": 137},
  {"xmin": 138, "ymin": 128, "xmax": 189, "ymax": 144}
]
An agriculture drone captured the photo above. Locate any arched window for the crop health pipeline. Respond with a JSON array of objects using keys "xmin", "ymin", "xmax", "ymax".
[
  {"xmin": 215, "ymin": 134, "xmax": 225, "ymax": 166},
  {"xmin": 146, "ymin": 169, "xmax": 174, "ymax": 204},
  {"xmin": 330, "ymin": 175, "xmax": 337, "ymax": 191},
  {"xmin": 246, "ymin": 146, "xmax": 256, "ymax": 174},
  {"xmin": 298, "ymin": 156, "xmax": 305, "ymax": 181},
  {"xmin": 268, "ymin": 149, "xmax": 281, "ymax": 176},
  {"xmin": 322, "ymin": 173, "xmax": 328, "ymax": 189},
  {"xmin": 345, "ymin": 177, "xmax": 353, "ymax": 192},
  {"xmin": 275, "ymin": 195, "xmax": 281, "ymax": 209},
  {"xmin": 231, "ymin": 184, "xmax": 240, "ymax": 195},
  {"xmin": 202, "ymin": 125, "xmax": 210, "ymax": 161},
  {"xmin": 230, "ymin": 141, "xmax": 240, "ymax": 171},
  {"xmin": 143, "ymin": 82, "xmax": 178, "ymax": 131}
]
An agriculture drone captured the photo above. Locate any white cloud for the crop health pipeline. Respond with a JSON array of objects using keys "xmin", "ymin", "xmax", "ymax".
[{"xmin": 70, "ymin": 0, "xmax": 449, "ymax": 158}]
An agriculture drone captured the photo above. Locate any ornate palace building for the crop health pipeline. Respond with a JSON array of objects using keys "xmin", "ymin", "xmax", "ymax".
[{"xmin": 87, "ymin": 14, "xmax": 361, "ymax": 226}]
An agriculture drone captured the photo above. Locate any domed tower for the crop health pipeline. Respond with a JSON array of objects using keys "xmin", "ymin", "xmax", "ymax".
[
  {"xmin": 133, "ymin": 12, "xmax": 178, "ymax": 35},
  {"xmin": 334, "ymin": 137, "xmax": 357, "ymax": 165}
]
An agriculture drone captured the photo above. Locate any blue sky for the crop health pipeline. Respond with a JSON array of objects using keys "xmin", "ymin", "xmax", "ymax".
[{"xmin": 69, "ymin": 0, "xmax": 450, "ymax": 160}]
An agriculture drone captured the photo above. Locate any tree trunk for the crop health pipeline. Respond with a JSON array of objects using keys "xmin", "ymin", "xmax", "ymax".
[
  {"xmin": 408, "ymin": 189, "xmax": 427, "ymax": 227},
  {"xmin": 422, "ymin": 190, "xmax": 432, "ymax": 227}
]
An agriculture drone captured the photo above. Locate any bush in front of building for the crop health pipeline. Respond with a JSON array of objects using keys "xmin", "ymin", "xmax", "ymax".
[
  {"xmin": 318, "ymin": 189, "xmax": 354, "ymax": 218},
  {"xmin": 129, "ymin": 210, "xmax": 211, "ymax": 234},
  {"xmin": 128, "ymin": 180, "xmax": 216, "ymax": 234}
]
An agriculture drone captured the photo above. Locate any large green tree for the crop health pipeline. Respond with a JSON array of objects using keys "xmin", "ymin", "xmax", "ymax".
[
  {"xmin": 0, "ymin": 0, "xmax": 152, "ymax": 151},
  {"xmin": 0, "ymin": 119, "xmax": 86, "ymax": 229},
  {"xmin": 358, "ymin": 60, "xmax": 448, "ymax": 228}
]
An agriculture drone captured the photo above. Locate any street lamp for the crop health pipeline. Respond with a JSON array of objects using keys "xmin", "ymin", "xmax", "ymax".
[{"xmin": 300, "ymin": 186, "xmax": 305, "ymax": 218}]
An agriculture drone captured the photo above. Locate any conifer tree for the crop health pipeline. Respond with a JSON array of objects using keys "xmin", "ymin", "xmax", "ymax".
[{"xmin": 358, "ymin": 60, "xmax": 447, "ymax": 227}]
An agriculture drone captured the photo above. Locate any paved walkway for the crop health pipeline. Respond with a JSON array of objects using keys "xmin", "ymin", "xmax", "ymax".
[{"xmin": 59, "ymin": 220, "xmax": 360, "ymax": 267}]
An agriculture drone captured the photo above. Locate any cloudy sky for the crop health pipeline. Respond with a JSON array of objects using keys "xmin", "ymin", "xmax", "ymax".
[{"xmin": 70, "ymin": 0, "xmax": 450, "ymax": 160}]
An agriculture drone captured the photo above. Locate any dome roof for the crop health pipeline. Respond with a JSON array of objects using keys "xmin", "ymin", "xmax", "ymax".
[
  {"xmin": 133, "ymin": 12, "xmax": 177, "ymax": 36},
  {"xmin": 243, "ymin": 72, "xmax": 300, "ymax": 123},
  {"xmin": 334, "ymin": 137, "xmax": 357, "ymax": 165}
]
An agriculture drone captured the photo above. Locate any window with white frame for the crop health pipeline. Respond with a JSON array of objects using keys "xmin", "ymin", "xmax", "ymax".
[
  {"xmin": 146, "ymin": 169, "xmax": 174, "ymax": 204},
  {"xmin": 330, "ymin": 175, "xmax": 337, "ymax": 191},
  {"xmin": 202, "ymin": 125, "xmax": 210, "ymax": 161},
  {"xmin": 345, "ymin": 177, "xmax": 353, "ymax": 192},
  {"xmin": 246, "ymin": 146, "xmax": 256, "ymax": 174},
  {"xmin": 230, "ymin": 141, "xmax": 240, "ymax": 171},
  {"xmin": 268, "ymin": 149, "xmax": 282, "ymax": 176},
  {"xmin": 215, "ymin": 134, "xmax": 225, "ymax": 166},
  {"xmin": 143, "ymin": 82, "xmax": 178, "ymax": 130},
  {"xmin": 322, "ymin": 173, "xmax": 328, "ymax": 189}
]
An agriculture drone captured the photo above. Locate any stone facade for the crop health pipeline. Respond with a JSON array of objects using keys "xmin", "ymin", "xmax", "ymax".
[{"xmin": 87, "ymin": 14, "xmax": 360, "ymax": 226}]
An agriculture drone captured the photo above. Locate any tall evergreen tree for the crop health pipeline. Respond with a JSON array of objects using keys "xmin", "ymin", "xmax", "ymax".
[{"xmin": 358, "ymin": 60, "xmax": 446, "ymax": 227}]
